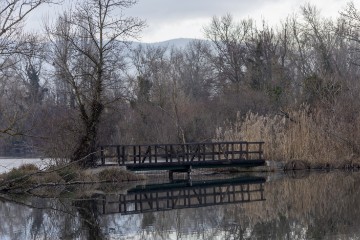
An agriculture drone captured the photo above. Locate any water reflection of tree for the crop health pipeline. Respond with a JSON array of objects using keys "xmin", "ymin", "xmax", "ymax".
[
  {"xmin": 125, "ymin": 172, "xmax": 360, "ymax": 239},
  {"xmin": 239, "ymin": 171, "xmax": 360, "ymax": 239},
  {"xmin": 249, "ymin": 214, "xmax": 292, "ymax": 239},
  {"xmin": 217, "ymin": 206, "xmax": 243, "ymax": 239},
  {"xmin": 141, "ymin": 212, "xmax": 156, "ymax": 228},
  {"xmin": 29, "ymin": 198, "xmax": 45, "ymax": 239},
  {"xmin": 0, "ymin": 194, "xmax": 94, "ymax": 239},
  {"xmin": 73, "ymin": 195, "xmax": 105, "ymax": 240},
  {"xmin": 2, "ymin": 172, "xmax": 360, "ymax": 239}
]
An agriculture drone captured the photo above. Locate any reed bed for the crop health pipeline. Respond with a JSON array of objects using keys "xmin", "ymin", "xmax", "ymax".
[{"xmin": 215, "ymin": 107, "xmax": 360, "ymax": 166}]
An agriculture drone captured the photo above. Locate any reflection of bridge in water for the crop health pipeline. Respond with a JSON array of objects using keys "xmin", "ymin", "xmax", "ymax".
[{"xmin": 97, "ymin": 176, "xmax": 266, "ymax": 215}]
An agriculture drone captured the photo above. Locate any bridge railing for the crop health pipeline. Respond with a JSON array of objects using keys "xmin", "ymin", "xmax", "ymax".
[{"xmin": 98, "ymin": 141, "xmax": 264, "ymax": 166}]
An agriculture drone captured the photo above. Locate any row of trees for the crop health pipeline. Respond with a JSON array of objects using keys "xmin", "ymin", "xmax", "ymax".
[
  {"xmin": 0, "ymin": 0, "xmax": 145, "ymax": 166},
  {"xmin": 2, "ymin": 1, "xmax": 360, "ymax": 166}
]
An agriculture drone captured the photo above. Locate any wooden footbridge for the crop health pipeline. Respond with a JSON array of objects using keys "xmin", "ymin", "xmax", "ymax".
[
  {"xmin": 96, "ymin": 176, "xmax": 266, "ymax": 215},
  {"xmin": 98, "ymin": 141, "xmax": 265, "ymax": 176}
]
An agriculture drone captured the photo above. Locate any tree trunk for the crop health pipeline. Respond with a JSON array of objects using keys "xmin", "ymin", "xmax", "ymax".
[{"xmin": 71, "ymin": 101, "xmax": 103, "ymax": 167}]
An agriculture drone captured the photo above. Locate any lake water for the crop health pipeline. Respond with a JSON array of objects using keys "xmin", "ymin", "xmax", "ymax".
[{"xmin": 1, "ymin": 170, "xmax": 360, "ymax": 239}]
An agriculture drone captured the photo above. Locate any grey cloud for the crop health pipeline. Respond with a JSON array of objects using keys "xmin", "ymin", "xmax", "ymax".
[{"xmin": 126, "ymin": 0, "xmax": 267, "ymax": 23}]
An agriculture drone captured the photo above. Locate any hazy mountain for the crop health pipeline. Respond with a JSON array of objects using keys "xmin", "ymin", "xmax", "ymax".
[{"xmin": 131, "ymin": 38, "xmax": 206, "ymax": 49}]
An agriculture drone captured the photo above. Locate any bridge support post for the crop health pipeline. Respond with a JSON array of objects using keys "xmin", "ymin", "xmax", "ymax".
[
  {"xmin": 169, "ymin": 170, "xmax": 174, "ymax": 181},
  {"xmin": 100, "ymin": 146, "xmax": 105, "ymax": 166},
  {"xmin": 187, "ymin": 166, "xmax": 192, "ymax": 181},
  {"xmin": 187, "ymin": 166, "xmax": 192, "ymax": 186},
  {"xmin": 169, "ymin": 166, "xmax": 192, "ymax": 181}
]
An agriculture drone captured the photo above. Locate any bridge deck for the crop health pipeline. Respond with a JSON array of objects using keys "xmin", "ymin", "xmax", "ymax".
[{"xmin": 99, "ymin": 141, "xmax": 265, "ymax": 171}]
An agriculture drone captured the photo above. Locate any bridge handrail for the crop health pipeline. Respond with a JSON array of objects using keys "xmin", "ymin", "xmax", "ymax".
[
  {"xmin": 98, "ymin": 141, "xmax": 264, "ymax": 166},
  {"xmin": 99, "ymin": 141, "xmax": 264, "ymax": 148}
]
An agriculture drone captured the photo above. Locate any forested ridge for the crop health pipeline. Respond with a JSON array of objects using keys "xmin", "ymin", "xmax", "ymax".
[{"xmin": 2, "ymin": 0, "xmax": 360, "ymax": 166}]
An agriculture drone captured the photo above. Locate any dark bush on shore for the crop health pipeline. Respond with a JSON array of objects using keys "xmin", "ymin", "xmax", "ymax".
[{"xmin": 97, "ymin": 168, "xmax": 146, "ymax": 182}]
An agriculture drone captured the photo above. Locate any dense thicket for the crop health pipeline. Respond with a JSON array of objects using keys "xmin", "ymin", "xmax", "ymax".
[{"xmin": 2, "ymin": 1, "xmax": 360, "ymax": 164}]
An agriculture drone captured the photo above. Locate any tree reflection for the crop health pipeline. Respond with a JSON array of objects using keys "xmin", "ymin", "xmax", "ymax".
[
  {"xmin": 29, "ymin": 199, "xmax": 44, "ymax": 239},
  {"xmin": 1, "ymin": 172, "xmax": 360, "ymax": 239},
  {"xmin": 73, "ymin": 195, "xmax": 105, "ymax": 240}
]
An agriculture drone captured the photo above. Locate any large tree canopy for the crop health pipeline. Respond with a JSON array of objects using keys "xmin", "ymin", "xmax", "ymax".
[{"xmin": 46, "ymin": 0, "xmax": 145, "ymax": 166}]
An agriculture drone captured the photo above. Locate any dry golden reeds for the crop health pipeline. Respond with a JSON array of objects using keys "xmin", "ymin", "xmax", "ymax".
[{"xmin": 215, "ymin": 107, "xmax": 358, "ymax": 166}]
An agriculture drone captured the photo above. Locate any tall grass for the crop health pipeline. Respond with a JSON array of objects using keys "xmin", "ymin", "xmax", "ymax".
[{"xmin": 215, "ymin": 107, "xmax": 358, "ymax": 165}]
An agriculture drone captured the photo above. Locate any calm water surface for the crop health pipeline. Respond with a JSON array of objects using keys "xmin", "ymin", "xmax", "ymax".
[{"xmin": 1, "ymin": 171, "xmax": 360, "ymax": 239}]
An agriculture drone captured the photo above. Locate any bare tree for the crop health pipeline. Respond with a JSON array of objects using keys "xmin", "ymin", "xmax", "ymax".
[
  {"xmin": 131, "ymin": 44, "xmax": 170, "ymax": 106},
  {"xmin": 340, "ymin": 1, "xmax": 360, "ymax": 68},
  {"xmin": 245, "ymin": 22, "xmax": 279, "ymax": 90},
  {"xmin": 47, "ymin": 0, "xmax": 145, "ymax": 166},
  {"xmin": 0, "ymin": 0, "xmax": 58, "ymax": 137},
  {"xmin": 204, "ymin": 14, "xmax": 253, "ymax": 93},
  {"xmin": 293, "ymin": 5, "xmax": 343, "ymax": 106},
  {"xmin": 179, "ymin": 40, "xmax": 214, "ymax": 100},
  {"xmin": 16, "ymin": 35, "xmax": 49, "ymax": 105},
  {"xmin": 0, "ymin": 0, "xmax": 59, "ymax": 69}
]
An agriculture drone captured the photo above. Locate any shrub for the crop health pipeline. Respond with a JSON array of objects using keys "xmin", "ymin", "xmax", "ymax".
[
  {"xmin": 1, "ymin": 164, "xmax": 39, "ymax": 188},
  {"xmin": 3, "ymin": 164, "xmax": 39, "ymax": 181},
  {"xmin": 97, "ymin": 168, "xmax": 146, "ymax": 182},
  {"xmin": 56, "ymin": 166, "xmax": 82, "ymax": 182},
  {"xmin": 31, "ymin": 172, "xmax": 65, "ymax": 185}
]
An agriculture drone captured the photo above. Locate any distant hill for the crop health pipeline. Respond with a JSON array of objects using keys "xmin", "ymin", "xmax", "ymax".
[{"xmin": 131, "ymin": 38, "xmax": 207, "ymax": 49}]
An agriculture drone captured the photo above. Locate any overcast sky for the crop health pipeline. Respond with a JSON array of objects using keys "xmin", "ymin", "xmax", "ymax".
[{"xmin": 28, "ymin": 0, "xmax": 349, "ymax": 43}]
